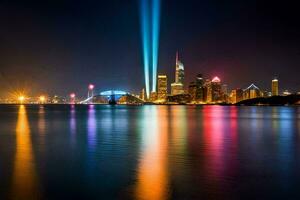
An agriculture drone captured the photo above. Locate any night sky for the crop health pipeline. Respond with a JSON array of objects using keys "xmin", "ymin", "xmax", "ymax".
[{"xmin": 0, "ymin": 0, "xmax": 300, "ymax": 97}]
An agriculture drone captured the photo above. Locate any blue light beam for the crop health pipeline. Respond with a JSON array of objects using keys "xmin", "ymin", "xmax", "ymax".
[
  {"xmin": 140, "ymin": 0, "xmax": 150, "ymax": 98},
  {"xmin": 152, "ymin": 0, "xmax": 160, "ymax": 92}
]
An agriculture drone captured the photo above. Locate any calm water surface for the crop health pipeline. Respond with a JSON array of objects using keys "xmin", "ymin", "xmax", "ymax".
[{"xmin": 0, "ymin": 105, "xmax": 300, "ymax": 199}]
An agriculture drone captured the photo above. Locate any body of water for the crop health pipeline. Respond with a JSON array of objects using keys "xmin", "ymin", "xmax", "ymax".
[{"xmin": 0, "ymin": 105, "xmax": 300, "ymax": 199}]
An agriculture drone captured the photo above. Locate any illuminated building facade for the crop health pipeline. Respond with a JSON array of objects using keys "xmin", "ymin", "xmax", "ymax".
[
  {"xmin": 171, "ymin": 83, "xmax": 184, "ymax": 95},
  {"xmin": 203, "ymin": 79, "xmax": 212, "ymax": 103},
  {"xmin": 283, "ymin": 90, "xmax": 291, "ymax": 96},
  {"xmin": 211, "ymin": 77, "xmax": 222, "ymax": 102},
  {"xmin": 188, "ymin": 82, "xmax": 197, "ymax": 101},
  {"xmin": 272, "ymin": 78, "xmax": 279, "ymax": 96},
  {"xmin": 157, "ymin": 75, "xmax": 167, "ymax": 100},
  {"xmin": 195, "ymin": 74, "xmax": 204, "ymax": 102},
  {"xmin": 243, "ymin": 84, "xmax": 261, "ymax": 99},
  {"xmin": 230, "ymin": 89, "xmax": 244, "ymax": 104},
  {"xmin": 149, "ymin": 91, "xmax": 158, "ymax": 102},
  {"xmin": 140, "ymin": 88, "xmax": 145, "ymax": 100},
  {"xmin": 175, "ymin": 52, "xmax": 184, "ymax": 84},
  {"xmin": 221, "ymin": 84, "xmax": 228, "ymax": 102},
  {"xmin": 171, "ymin": 52, "xmax": 185, "ymax": 95}
]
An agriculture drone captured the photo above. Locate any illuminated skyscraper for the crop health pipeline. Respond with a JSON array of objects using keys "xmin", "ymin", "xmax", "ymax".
[
  {"xmin": 272, "ymin": 78, "xmax": 279, "ymax": 96},
  {"xmin": 171, "ymin": 83, "xmax": 184, "ymax": 95},
  {"xmin": 157, "ymin": 75, "xmax": 167, "ymax": 100},
  {"xmin": 139, "ymin": 88, "xmax": 145, "ymax": 101},
  {"xmin": 175, "ymin": 52, "xmax": 184, "ymax": 84},
  {"xmin": 243, "ymin": 84, "xmax": 261, "ymax": 99},
  {"xmin": 188, "ymin": 82, "xmax": 197, "ymax": 101},
  {"xmin": 171, "ymin": 52, "xmax": 185, "ymax": 95},
  {"xmin": 195, "ymin": 74, "xmax": 204, "ymax": 101},
  {"xmin": 149, "ymin": 91, "xmax": 158, "ymax": 102},
  {"xmin": 211, "ymin": 76, "xmax": 222, "ymax": 102},
  {"xmin": 203, "ymin": 79, "xmax": 212, "ymax": 103},
  {"xmin": 230, "ymin": 89, "xmax": 243, "ymax": 104}
]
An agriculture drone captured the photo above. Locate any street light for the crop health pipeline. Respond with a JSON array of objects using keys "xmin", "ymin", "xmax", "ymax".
[
  {"xmin": 39, "ymin": 96, "xmax": 46, "ymax": 104},
  {"xmin": 18, "ymin": 96, "xmax": 25, "ymax": 104}
]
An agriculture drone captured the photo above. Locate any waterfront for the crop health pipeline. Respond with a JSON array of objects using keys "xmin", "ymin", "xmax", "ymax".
[{"xmin": 0, "ymin": 105, "xmax": 300, "ymax": 199}]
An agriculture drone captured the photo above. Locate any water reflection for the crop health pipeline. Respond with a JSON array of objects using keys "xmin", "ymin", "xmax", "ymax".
[
  {"xmin": 70, "ymin": 105, "xmax": 76, "ymax": 145},
  {"xmin": 11, "ymin": 105, "xmax": 39, "ymax": 199},
  {"xmin": 135, "ymin": 106, "xmax": 169, "ymax": 200},
  {"xmin": 202, "ymin": 106, "xmax": 226, "ymax": 181},
  {"xmin": 38, "ymin": 105, "xmax": 46, "ymax": 148},
  {"xmin": 87, "ymin": 105, "xmax": 97, "ymax": 152},
  {"xmin": 170, "ymin": 106, "xmax": 187, "ymax": 152}
]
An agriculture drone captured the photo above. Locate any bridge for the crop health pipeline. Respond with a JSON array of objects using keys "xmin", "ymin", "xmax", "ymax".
[{"xmin": 80, "ymin": 90, "xmax": 144, "ymax": 105}]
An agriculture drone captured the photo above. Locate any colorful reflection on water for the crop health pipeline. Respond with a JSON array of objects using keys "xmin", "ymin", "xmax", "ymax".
[
  {"xmin": 0, "ymin": 105, "xmax": 299, "ymax": 199},
  {"xmin": 135, "ymin": 106, "xmax": 169, "ymax": 200}
]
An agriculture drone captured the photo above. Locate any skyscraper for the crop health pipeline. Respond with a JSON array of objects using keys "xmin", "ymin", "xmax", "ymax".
[
  {"xmin": 139, "ymin": 88, "xmax": 145, "ymax": 101},
  {"xmin": 203, "ymin": 79, "xmax": 212, "ymax": 103},
  {"xmin": 171, "ymin": 52, "xmax": 185, "ymax": 95},
  {"xmin": 188, "ymin": 82, "xmax": 197, "ymax": 101},
  {"xmin": 157, "ymin": 75, "xmax": 167, "ymax": 100},
  {"xmin": 243, "ymin": 84, "xmax": 261, "ymax": 99},
  {"xmin": 230, "ymin": 89, "xmax": 244, "ymax": 104},
  {"xmin": 272, "ymin": 78, "xmax": 279, "ymax": 96},
  {"xmin": 175, "ymin": 52, "xmax": 184, "ymax": 84},
  {"xmin": 195, "ymin": 74, "xmax": 204, "ymax": 102},
  {"xmin": 211, "ymin": 76, "xmax": 222, "ymax": 102}
]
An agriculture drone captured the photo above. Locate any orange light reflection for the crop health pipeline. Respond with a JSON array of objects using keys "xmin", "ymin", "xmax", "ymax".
[
  {"xmin": 135, "ymin": 106, "xmax": 169, "ymax": 200},
  {"xmin": 12, "ymin": 105, "xmax": 40, "ymax": 199}
]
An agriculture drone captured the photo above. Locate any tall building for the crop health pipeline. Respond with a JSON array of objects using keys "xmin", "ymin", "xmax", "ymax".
[
  {"xmin": 175, "ymin": 52, "xmax": 184, "ymax": 84},
  {"xmin": 171, "ymin": 82, "xmax": 184, "ymax": 95},
  {"xmin": 203, "ymin": 79, "xmax": 212, "ymax": 103},
  {"xmin": 195, "ymin": 74, "xmax": 204, "ymax": 102},
  {"xmin": 243, "ymin": 84, "xmax": 261, "ymax": 99},
  {"xmin": 139, "ymin": 88, "xmax": 145, "ymax": 101},
  {"xmin": 188, "ymin": 82, "xmax": 197, "ymax": 101},
  {"xmin": 157, "ymin": 75, "xmax": 168, "ymax": 100},
  {"xmin": 171, "ymin": 52, "xmax": 185, "ymax": 95},
  {"xmin": 221, "ymin": 84, "xmax": 228, "ymax": 102},
  {"xmin": 272, "ymin": 78, "xmax": 279, "ymax": 96},
  {"xmin": 230, "ymin": 89, "xmax": 243, "ymax": 104},
  {"xmin": 149, "ymin": 91, "xmax": 157, "ymax": 102},
  {"xmin": 211, "ymin": 76, "xmax": 222, "ymax": 102}
]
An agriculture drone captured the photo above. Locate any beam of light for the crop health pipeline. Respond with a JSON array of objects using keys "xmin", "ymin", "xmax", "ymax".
[
  {"xmin": 140, "ymin": 0, "xmax": 150, "ymax": 99},
  {"xmin": 152, "ymin": 0, "xmax": 160, "ymax": 92}
]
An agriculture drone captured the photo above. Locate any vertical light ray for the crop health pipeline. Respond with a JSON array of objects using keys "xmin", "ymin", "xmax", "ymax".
[
  {"xmin": 140, "ymin": 0, "xmax": 150, "ymax": 98},
  {"xmin": 152, "ymin": 0, "xmax": 160, "ymax": 92}
]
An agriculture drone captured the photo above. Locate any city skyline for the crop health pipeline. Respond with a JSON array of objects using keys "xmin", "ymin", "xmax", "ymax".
[{"xmin": 1, "ymin": 0, "xmax": 300, "ymax": 97}]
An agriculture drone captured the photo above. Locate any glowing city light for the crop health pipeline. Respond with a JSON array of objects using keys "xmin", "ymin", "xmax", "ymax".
[
  {"xmin": 18, "ymin": 96, "xmax": 25, "ymax": 104},
  {"xmin": 70, "ymin": 93, "xmax": 76, "ymax": 98},
  {"xmin": 89, "ymin": 84, "xmax": 94, "ymax": 90},
  {"xmin": 212, "ymin": 76, "xmax": 221, "ymax": 83},
  {"xmin": 39, "ymin": 96, "xmax": 46, "ymax": 103}
]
